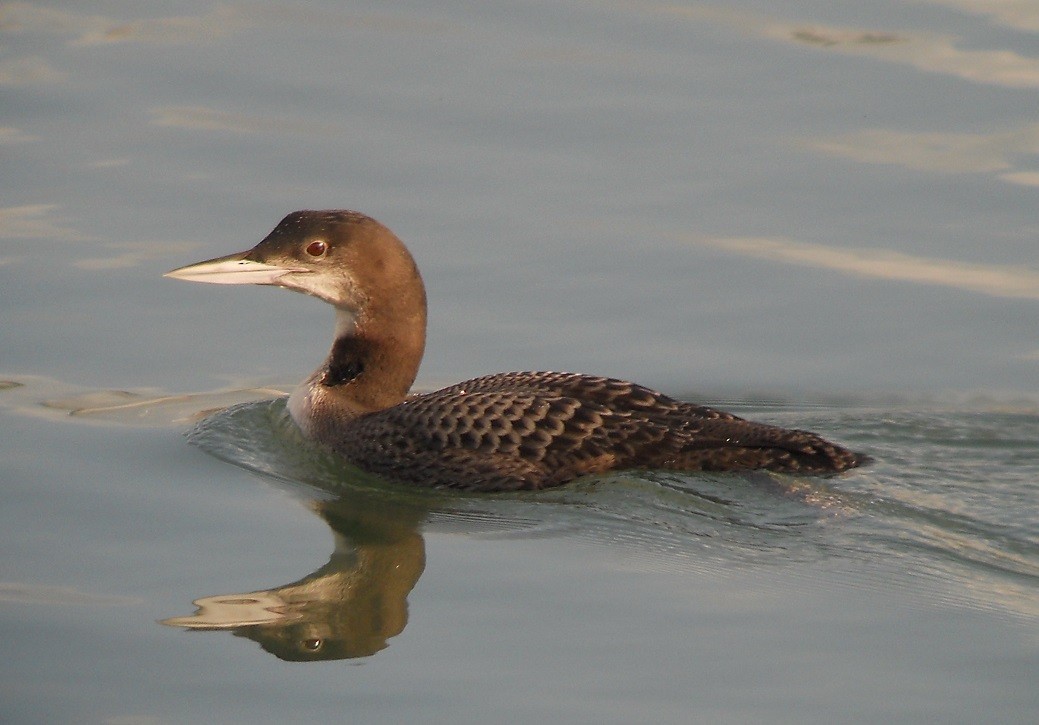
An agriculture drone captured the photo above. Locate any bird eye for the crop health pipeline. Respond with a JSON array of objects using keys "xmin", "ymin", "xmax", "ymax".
[
  {"xmin": 302, "ymin": 638, "xmax": 323, "ymax": 651},
  {"xmin": 305, "ymin": 240, "xmax": 328, "ymax": 257}
]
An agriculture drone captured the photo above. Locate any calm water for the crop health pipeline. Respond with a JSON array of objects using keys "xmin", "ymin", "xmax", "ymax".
[{"xmin": 2, "ymin": 1, "xmax": 1038, "ymax": 723}]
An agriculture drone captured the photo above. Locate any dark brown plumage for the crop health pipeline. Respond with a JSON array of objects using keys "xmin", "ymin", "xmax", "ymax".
[
  {"xmin": 334, "ymin": 371, "xmax": 865, "ymax": 491},
  {"xmin": 166, "ymin": 211, "xmax": 867, "ymax": 491}
]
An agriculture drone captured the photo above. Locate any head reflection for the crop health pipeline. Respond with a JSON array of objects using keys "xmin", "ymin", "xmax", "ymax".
[{"xmin": 161, "ymin": 492, "xmax": 426, "ymax": 661}]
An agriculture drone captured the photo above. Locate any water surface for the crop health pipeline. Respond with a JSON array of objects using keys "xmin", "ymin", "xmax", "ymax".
[{"xmin": 2, "ymin": 1, "xmax": 1037, "ymax": 722}]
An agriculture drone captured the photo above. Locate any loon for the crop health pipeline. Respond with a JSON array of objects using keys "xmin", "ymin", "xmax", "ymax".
[{"xmin": 165, "ymin": 210, "xmax": 866, "ymax": 491}]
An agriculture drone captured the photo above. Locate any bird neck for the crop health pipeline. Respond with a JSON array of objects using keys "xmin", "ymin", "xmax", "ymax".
[{"xmin": 319, "ymin": 297, "xmax": 426, "ymax": 413}]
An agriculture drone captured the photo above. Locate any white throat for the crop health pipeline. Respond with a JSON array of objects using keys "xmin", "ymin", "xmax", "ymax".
[
  {"xmin": 333, "ymin": 306, "xmax": 358, "ymax": 340},
  {"xmin": 287, "ymin": 306, "xmax": 359, "ymax": 435}
]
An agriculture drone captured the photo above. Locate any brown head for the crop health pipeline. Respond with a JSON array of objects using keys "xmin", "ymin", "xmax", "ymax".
[{"xmin": 166, "ymin": 210, "xmax": 428, "ymax": 411}]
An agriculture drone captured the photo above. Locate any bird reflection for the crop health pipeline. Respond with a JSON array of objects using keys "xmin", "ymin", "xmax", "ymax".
[{"xmin": 161, "ymin": 490, "xmax": 426, "ymax": 661}]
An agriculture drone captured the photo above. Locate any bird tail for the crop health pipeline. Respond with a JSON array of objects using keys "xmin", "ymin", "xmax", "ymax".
[{"xmin": 666, "ymin": 421, "xmax": 868, "ymax": 474}]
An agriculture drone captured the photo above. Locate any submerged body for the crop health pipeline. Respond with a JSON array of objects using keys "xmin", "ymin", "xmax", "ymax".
[{"xmin": 167, "ymin": 210, "xmax": 866, "ymax": 491}]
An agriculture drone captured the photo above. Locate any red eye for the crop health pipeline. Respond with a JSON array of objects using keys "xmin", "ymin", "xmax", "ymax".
[{"xmin": 305, "ymin": 240, "xmax": 327, "ymax": 257}]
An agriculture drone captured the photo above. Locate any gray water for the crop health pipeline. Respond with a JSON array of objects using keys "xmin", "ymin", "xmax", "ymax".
[{"xmin": 2, "ymin": 1, "xmax": 1038, "ymax": 723}]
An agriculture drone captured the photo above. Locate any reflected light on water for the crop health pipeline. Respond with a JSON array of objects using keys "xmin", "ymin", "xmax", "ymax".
[
  {"xmin": 808, "ymin": 124, "xmax": 1039, "ymax": 175},
  {"xmin": 1001, "ymin": 171, "xmax": 1039, "ymax": 186},
  {"xmin": 0, "ymin": 126, "xmax": 38, "ymax": 144},
  {"xmin": 0, "ymin": 2, "xmax": 241, "ymax": 47},
  {"xmin": 655, "ymin": 3, "xmax": 1039, "ymax": 89},
  {"xmin": 72, "ymin": 240, "xmax": 202, "ymax": 271},
  {"xmin": 692, "ymin": 236, "xmax": 1039, "ymax": 300},
  {"xmin": 0, "ymin": 204, "xmax": 89, "ymax": 241},
  {"xmin": 918, "ymin": 0, "xmax": 1039, "ymax": 33},
  {"xmin": 150, "ymin": 105, "xmax": 341, "ymax": 136},
  {"xmin": 0, "ymin": 54, "xmax": 64, "ymax": 85},
  {"xmin": 774, "ymin": 23, "xmax": 1039, "ymax": 89}
]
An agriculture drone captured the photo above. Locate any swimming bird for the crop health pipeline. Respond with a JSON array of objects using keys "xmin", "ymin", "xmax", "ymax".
[{"xmin": 165, "ymin": 210, "xmax": 866, "ymax": 491}]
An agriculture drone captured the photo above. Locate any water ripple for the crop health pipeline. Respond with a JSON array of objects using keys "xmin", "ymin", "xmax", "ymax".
[{"xmin": 188, "ymin": 398, "xmax": 1039, "ymax": 622}]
